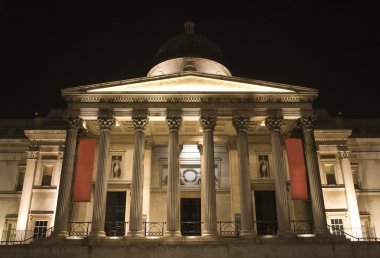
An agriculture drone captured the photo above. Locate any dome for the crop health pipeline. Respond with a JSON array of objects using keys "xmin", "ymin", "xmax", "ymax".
[
  {"xmin": 154, "ymin": 21, "xmax": 225, "ymax": 65},
  {"xmin": 147, "ymin": 21, "xmax": 231, "ymax": 77}
]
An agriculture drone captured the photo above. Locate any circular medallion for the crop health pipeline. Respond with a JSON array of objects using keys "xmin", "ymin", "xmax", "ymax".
[{"xmin": 183, "ymin": 169, "xmax": 199, "ymax": 183}]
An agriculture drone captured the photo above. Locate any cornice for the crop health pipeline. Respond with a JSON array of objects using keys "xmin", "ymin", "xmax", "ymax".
[
  {"xmin": 63, "ymin": 93, "xmax": 315, "ymax": 104},
  {"xmin": 24, "ymin": 130, "xmax": 67, "ymax": 142},
  {"xmin": 314, "ymin": 129, "xmax": 352, "ymax": 142}
]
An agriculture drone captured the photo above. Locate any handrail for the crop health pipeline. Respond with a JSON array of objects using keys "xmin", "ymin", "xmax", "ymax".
[{"xmin": 327, "ymin": 225, "xmax": 379, "ymax": 241}]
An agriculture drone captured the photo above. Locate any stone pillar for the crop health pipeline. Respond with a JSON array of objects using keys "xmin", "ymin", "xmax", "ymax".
[
  {"xmin": 200, "ymin": 115, "xmax": 218, "ymax": 237},
  {"xmin": 227, "ymin": 140, "xmax": 240, "ymax": 220},
  {"xmin": 298, "ymin": 116, "xmax": 329, "ymax": 235},
  {"xmin": 90, "ymin": 113, "xmax": 115, "ymax": 238},
  {"xmin": 165, "ymin": 115, "xmax": 182, "ymax": 237},
  {"xmin": 232, "ymin": 116, "xmax": 255, "ymax": 236},
  {"xmin": 52, "ymin": 116, "xmax": 82, "ymax": 238},
  {"xmin": 142, "ymin": 141, "xmax": 153, "ymax": 223},
  {"xmin": 265, "ymin": 116, "xmax": 292, "ymax": 236},
  {"xmin": 16, "ymin": 150, "xmax": 39, "ymax": 232},
  {"xmin": 128, "ymin": 115, "xmax": 149, "ymax": 237},
  {"xmin": 338, "ymin": 150, "xmax": 362, "ymax": 237}
]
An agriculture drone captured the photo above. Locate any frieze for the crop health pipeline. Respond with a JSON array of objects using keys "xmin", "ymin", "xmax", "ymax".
[
  {"xmin": 200, "ymin": 115, "xmax": 217, "ymax": 130},
  {"xmin": 63, "ymin": 95, "xmax": 315, "ymax": 104},
  {"xmin": 166, "ymin": 115, "xmax": 183, "ymax": 131}
]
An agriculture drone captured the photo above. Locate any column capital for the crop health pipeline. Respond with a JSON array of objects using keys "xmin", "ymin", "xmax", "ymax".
[
  {"xmin": 97, "ymin": 113, "xmax": 116, "ymax": 130},
  {"xmin": 65, "ymin": 115, "xmax": 83, "ymax": 129},
  {"xmin": 298, "ymin": 115, "xmax": 317, "ymax": 130},
  {"xmin": 166, "ymin": 115, "xmax": 183, "ymax": 132},
  {"xmin": 232, "ymin": 115, "xmax": 250, "ymax": 131},
  {"xmin": 132, "ymin": 115, "xmax": 149, "ymax": 131},
  {"xmin": 197, "ymin": 144, "xmax": 203, "ymax": 155},
  {"xmin": 338, "ymin": 150, "xmax": 351, "ymax": 159},
  {"xmin": 25, "ymin": 151, "xmax": 39, "ymax": 159},
  {"xmin": 226, "ymin": 139, "xmax": 237, "ymax": 151},
  {"xmin": 265, "ymin": 116, "xmax": 284, "ymax": 131},
  {"xmin": 200, "ymin": 115, "xmax": 216, "ymax": 130}
]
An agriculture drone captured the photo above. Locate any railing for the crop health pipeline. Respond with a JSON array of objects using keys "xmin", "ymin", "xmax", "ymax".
[
  {"xmin": 0, "ymin": 227, "xmax": 53, "ymax": 245},
  {"xmin": 105, "ymin": 221, "xmax": 127, "ymax": 237},
  {"xmin": 328, "ymin": 225, "xmax": 379, "ymax": 241},
  {"xmin": 68, "ymin": 222, "xmax": 91, "ymax": 237},
  {"xmin": 218, "ymin": 221, "xmax": 240, "ymax": 237},
  {"xmin": 143, "ymin": 222, "xmax": 165, "ymax": 237},
  {"xmin": 255, "ymin": 221, "xmax": 278, "ymax": 236},
  {"xmin": 291, "ymin": 220, "xmax": 313, "ymax": 235}
]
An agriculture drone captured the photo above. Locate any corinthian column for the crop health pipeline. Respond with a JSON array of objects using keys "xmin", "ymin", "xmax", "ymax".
[
  {"xmin": 165, "ymin": 115, "xmax": 182, "ymax": 237},
  {"xmin": 16, "ymin": 150, "xmax": 39, "ymax": 233},
  {"xmin": 53, "ymin": 116, "xmax": 82, "ymax": 238},
  {"xmin": 128, "ymin": 115, "xmax": 149, "ymax": 237},
  {"xmin": 265, "ymin": 116, "xmax": 292, "ymax": 236},
  {"xmin": 338, "ymin": 150, "xmax": 362, "ymax": 237},
  {"xmin": 232, "ymin": 116, "xmax": 255, "ymax": 236},
  {"xmin": 298, "ymin": 116, "xmax": 329, "ymax": 235},
  {"xmin": 200, "ymin": 115, "xmax": 218, "ymax": 237},
  {"xmin": 90, "ymin": 112, "xmax": 115, "ymax": 238}
]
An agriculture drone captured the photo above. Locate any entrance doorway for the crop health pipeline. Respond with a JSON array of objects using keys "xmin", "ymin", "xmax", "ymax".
[
  {"xmin": 105, "ymin": 191, "xmax": 126, "ymax": 236},
  {"xmin": 181, "ymin": 198, "xmax": 201, "ymax": 236},
  {"xmin": 254, "ymin": 191, "xmax": 278, "ymax": 235}
]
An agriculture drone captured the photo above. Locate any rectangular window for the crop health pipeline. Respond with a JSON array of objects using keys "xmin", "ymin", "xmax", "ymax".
[
  {"xmin": 33, "ymin": 220, "xmax": 48, "ymax": 239},
  {"xmin": 41, "ymin": 165, "xmax": 53, "ymax": 186},
  {"xmin": 324, "ymin": 164, "xmax": 336, "ymax": 185},
  {"xmin": 16, "ymin": 171, "xmax": 25, "ymax": 191},
  {"xmin": 330, "ymin": 218, "xmax": 344, "ymax": 236}
]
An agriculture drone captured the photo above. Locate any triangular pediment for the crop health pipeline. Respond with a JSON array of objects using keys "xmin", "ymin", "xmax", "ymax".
[{"xmin": 62, "ymin": 72, "xmax": 317, "ymax": 95}]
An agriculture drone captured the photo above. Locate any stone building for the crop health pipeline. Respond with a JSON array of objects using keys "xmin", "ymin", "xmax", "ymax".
[{"xmin": 0, "ymin": 21, "xmax": 379, "ymax": 257}]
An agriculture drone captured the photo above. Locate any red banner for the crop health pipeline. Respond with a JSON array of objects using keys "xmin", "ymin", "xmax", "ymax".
[
  {"xmin": 285, "ymin": 138, "xmax": 308, "ymax": 200},
  {"xmin": 73, "ymin": 139, "xmax": 96, "ymax": 202}
]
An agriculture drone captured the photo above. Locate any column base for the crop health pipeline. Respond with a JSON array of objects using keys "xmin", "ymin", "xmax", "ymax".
[
  {"xmin": 239, "ymin": 229, "xmax": 256, "ymax": 237},
  {"xmin": 202, "ymin": 230, "xmax": 219, "ymax": 238},
  {"xmin": 277, "ymin": 229, "xmax": 295, "ymax": 238},
  {"xmin": 51, "ymin": 230, "xmax": 69, "ymax": 239},
  {"xmin": 126, "ymin": 231, "xmax": 144, "ymax": 238},
  {"xmin": 88, "ymin": 231, "xmax": 106, "ymax": 239},
  {"xmin": 165, "ymin": 231, "xmax": 182, "ymax": 238}
]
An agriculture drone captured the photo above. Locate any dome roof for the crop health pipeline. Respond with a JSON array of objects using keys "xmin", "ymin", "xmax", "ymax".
[{"xmin": 154, "ymin": 21, "xmax": 225, "ymax": 65}]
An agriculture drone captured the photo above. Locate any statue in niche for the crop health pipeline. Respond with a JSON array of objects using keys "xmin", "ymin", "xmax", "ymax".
[
  {"xmin": 258, "ymin": 155, "xmax": 269, "ymax": 178},
  {"xmin": 111, "ymin": 156, "xmax": 122, "ymax": 178}
]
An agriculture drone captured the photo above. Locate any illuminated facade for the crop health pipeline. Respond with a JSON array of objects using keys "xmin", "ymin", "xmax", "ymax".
[{"xmin": 0, "ymin": 21, "xmax": 379, "ymax": 257}]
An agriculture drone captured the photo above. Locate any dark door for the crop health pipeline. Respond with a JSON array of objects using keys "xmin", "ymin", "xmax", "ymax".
[
  {"xmin": 255, "ymin": 191, "xmax": 278, "ymax": 235},
  {"xmin": 105, "ymin": 191, "xmax": 126, "ymax": 236},
  {"xmin": 181, "ymin": 198, "xmax": 201, "ymax": 236}
]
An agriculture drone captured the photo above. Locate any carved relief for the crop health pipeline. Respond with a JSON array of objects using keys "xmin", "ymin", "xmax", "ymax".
[
  {"xmin": 132, "ymin": 115, "xmax": 149, "ymax": 131},
  {"xmin": 97, "ymin": 113, "xmax": 115, "ymax": 130},
  {"xmin": 265, "ymin": 116, "xmax": 284, "ymax": 130},
  {"xmin": 166, "ymin": 115, "xmax": 183, "ymax": 131},
  {"xmin": 200, "ymin": 115, "xmax": 217, "ymax": 130},
  {"xmin": 232, "ymin": 116, "xmax": 250, "ymax": 131},
  {"xmin": 65, "ymin": 116, "xmax": 83, "ymax": 128},
  {"xmin": 298, "ymin": 115, "xmax": 317, "ymax": 129},
  {"xmin": 338, "ymin": 150, "xmax": 351, "ymax": 159},
  {"xmin": 25, "ymin": 151, "xmax": 39, "ymax": 159}
]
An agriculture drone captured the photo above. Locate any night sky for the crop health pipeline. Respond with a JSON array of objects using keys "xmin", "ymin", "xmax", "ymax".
[{"xmin": 1, "ymin": 2, "xmax": 380, "ymax": 119}]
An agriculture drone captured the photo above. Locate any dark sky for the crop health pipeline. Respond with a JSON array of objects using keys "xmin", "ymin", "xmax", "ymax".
[{"xmin": 1, "ymin": 2, "xmax": 380, "ymax": 119}]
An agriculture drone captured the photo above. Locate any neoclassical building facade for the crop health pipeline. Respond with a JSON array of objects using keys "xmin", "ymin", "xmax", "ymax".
[{"xmin": 0, "ymin": 22, "xmax": 379, "ymax": 247}]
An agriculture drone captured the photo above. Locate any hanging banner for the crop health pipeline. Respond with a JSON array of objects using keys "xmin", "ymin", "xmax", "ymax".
[
  {"xmin": 285, "ymin": 138, "xmax": 309, "ymax": 200},
  {"xmin": 73, "ymin": 139, "xmax": 96, "ymax": 202}
]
